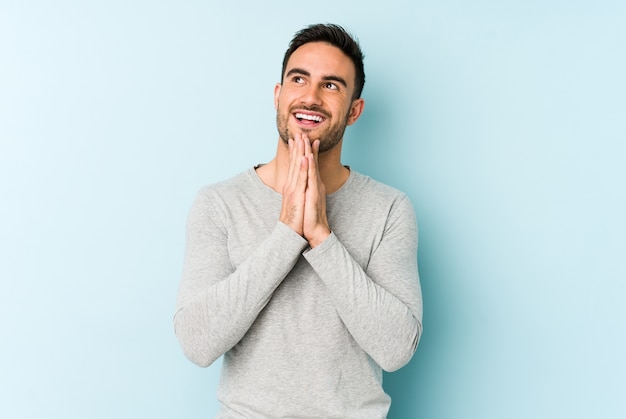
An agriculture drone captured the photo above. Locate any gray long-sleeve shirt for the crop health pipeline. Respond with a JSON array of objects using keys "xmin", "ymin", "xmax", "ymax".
[{"xmin": 174, "ymin": 168, "xmax": 423, "ymax": 418}]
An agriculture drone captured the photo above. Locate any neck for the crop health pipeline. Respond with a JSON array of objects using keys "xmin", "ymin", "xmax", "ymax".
[{"xmin": 256, "ymin": 138, "xmax": 350, "ymax": 194}]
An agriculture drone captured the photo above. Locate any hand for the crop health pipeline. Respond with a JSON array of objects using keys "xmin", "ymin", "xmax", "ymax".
[
  {"xmin": 279, "ymin": 135, "xmax": 307, "ymax": 236},
  {"xmin": 279, "ymin": 133, "xmax": 331, "ymax": 247},
  {"xmin": 302, "ymin": 137, "xmax": 331, "ymax": 247}
]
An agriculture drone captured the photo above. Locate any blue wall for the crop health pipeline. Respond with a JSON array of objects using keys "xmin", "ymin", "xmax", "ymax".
[{"xmin": 1, "ymin": 1, "xmax": 624, "ymax": 418}]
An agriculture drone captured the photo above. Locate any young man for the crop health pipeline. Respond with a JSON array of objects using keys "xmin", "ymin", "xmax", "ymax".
[{"xmin": 174, "ymin": 24, "xmax": 423, "ymax": 418}]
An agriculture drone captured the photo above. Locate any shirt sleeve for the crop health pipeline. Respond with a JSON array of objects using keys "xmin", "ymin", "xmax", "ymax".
[
  {"xmin": 303, "ymin": 194, "xmax": 422, "ymax": 372},
  {"xmin": 173, "ymin": 189, "xmax": 309, "ymax": 367}
]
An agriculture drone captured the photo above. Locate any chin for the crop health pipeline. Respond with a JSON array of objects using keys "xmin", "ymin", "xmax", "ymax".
[{"xmin": 298, "ymin": 127, "xmax": 321, "ymax": 139}]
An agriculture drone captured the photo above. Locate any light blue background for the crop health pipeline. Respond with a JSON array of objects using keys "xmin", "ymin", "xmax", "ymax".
[{"xmin": 1, "ymin": 1, "xmax": 624, "ymax": 418}]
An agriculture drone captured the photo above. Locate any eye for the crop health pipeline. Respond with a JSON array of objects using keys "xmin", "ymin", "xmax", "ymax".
[
  {"xmin": 292, "ymin": 76, "xmax": 305, "ymax": 84},
  {"xmin": 324, "ymin": 82, "xmax": 338, "ymax": 90}
]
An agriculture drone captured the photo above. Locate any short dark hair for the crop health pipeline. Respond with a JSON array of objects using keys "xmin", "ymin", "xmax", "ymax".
[{"xmin": 281, "ymin": 23, "xmax": 365, "ymax": 100}]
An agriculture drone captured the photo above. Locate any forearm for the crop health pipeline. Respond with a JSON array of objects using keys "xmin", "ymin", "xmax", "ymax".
[
  {"xmin": 174, "ymin": 221, "xmax": 308, "ymax": 367},
  {"xmin": 304, "ymin": 233, "xmax": 422, "ymax": 372}
]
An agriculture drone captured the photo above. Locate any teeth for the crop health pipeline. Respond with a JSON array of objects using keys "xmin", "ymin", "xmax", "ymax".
[{"xmin": 295, "ymin": 113, "xmax": 323, "ymax": 122}]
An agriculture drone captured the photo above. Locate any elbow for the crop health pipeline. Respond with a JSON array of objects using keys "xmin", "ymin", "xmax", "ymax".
[
  {"xmin": 173, "ymin": 312, "xmax": 219, "ymax": 368},
  {"xmin": 175, "ymin": 332, "xmax": 218, "ymax": 368},
  {"xmin": 378, "ymin": 347, "xmax": 414, "ymax": 372},
  {"xmin": 378, "ymin": 322, "xmax": 423, "ymax": 372},
  {"xmin": 186, "ymin": 353, "xmax": 215, "ymax": 369},
  {"xmin": 178, "ymin": 341, "xmax": 216, "ymax": 368}
]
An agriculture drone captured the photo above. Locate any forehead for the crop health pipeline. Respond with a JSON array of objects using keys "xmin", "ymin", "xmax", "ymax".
[{"xmin": 285, "ymin": 42, "xmax": 356, "ymax": 82}]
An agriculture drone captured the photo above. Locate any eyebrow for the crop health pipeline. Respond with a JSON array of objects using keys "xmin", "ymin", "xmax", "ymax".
[{"xmin": 286, "ymin": 67, "xmax": 348, "ymax": 88}]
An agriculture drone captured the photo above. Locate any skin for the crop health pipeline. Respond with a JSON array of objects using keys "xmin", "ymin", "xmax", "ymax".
[{"xmin": 257, "ymin": 42, "xmax": 365, "ymax": 248}]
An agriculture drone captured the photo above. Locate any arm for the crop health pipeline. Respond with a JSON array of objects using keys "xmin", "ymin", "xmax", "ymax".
[
  {"xmin": 303, "ymin": 195, "xmax": 422, "ymax": 372},
  {"xmin": 173, "ymin": 189, "xmax": 309, "ymax": 367},
  {"xmin": 292, "ymin": 133, "xmax": 422, "ymax": 371}
]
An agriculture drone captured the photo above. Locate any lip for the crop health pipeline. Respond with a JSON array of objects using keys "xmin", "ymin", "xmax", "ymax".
[{"xmin": 291, "ymin": 110, "xmax": 327, "ymax": 128}]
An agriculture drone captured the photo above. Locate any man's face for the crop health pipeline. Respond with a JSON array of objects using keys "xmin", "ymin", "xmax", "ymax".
[{"xmin": 275, "ymin": 42, "xmax": 364, "ymax": 153}]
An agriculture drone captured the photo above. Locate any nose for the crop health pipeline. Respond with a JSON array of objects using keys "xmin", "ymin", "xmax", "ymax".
[{"xmin": 299, "ymin": 84, "xmax": 323, "ymax": 106}]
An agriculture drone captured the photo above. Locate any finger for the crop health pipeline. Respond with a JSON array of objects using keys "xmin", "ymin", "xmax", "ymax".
[
  {"xmin": 297, "ymin": 154, "xmax": 309, "ymax": 192},
  {"xmin": 292, "ymin": 136, "xmax": 302, "ymax": 176},
  {"xmin": 311, "ymin": 139, "xmax": 320, "ymax": 168},
  {"xmin": 286, "ymin": 137, "xmax": 297, "ymax": 184},
  {"xmin": 310, "ymin": 140, "xmax": 322, "ymax": 183},
  {"xmin": 297, "ymin": 133, "xmax": 305, "ymax": 153},
  {"xmin": 289, "ymin": 133, "xmax": 305, "ymax": 184},
  {"xmin": 302, "ymin": 133, "xmax": 312, "ymax": 157},
  {"xmin": 288, "ymin": 136, "xmax": 304, "ymax": 187},
  {"xmin": 307, "ymin": 154, "xmax": 317, "ymax": 190},
  {"xmin": 283, "ymin": 138, "xmax": 298, "ymax": 192}
]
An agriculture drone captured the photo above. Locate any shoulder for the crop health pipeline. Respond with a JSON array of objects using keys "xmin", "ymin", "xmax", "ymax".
[
  {"xmin": 328, "ymin": 171, "xmax": 417, "ymax": 248},
  {"xmin": 191, "ymin": 168, "xmax": 279, "ymax": 220},
  {"xmin": 197, "ymin": 169, "xmax": 255, "ymax": 198},
  {"xmin": 344, "ymin": 170, "xmax": 411, "ymax": 207},
  {"xmin": 189, "ymin": 169, "xmax": 259, "ymax": 216},
  {"xmin": 330, "ymin": 170, "xmax": 416, "ymax": 228}
]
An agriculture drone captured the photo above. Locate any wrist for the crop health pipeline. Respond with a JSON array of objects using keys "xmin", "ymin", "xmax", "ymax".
[{"xmin": 307, "ymin": 227, "xmax": 331, "ymax": 248}]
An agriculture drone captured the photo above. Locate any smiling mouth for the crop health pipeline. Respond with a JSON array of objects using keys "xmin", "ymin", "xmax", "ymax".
[{"xmin": 294, "ymin": 112, "xmax": 326, "ymax": 126}]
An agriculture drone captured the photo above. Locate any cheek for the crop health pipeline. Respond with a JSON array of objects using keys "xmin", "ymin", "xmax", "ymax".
[
  {"xmin": 276, "ymin": 92, "xmax": 294, "ymax": 112},
  {"xmin": 341, "ymin": 104, "xmax": 354, "ymax": 122}
]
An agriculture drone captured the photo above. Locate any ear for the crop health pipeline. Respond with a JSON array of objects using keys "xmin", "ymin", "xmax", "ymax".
[
  {"xmin": 346, "ymin": 98, "xmax": 365, "ymax": 126},
  {"xmin": 274, "ymin": 83, "xmax": 282, "ymax": 110}
]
